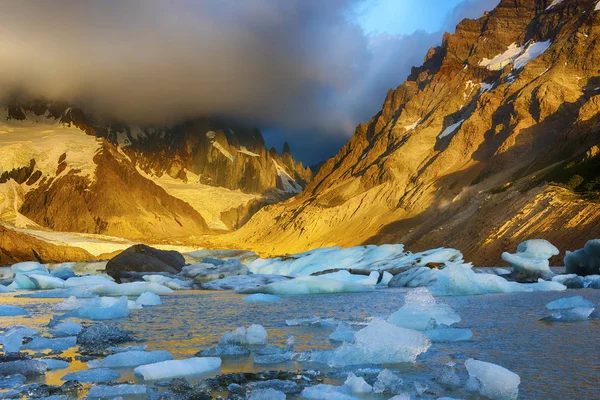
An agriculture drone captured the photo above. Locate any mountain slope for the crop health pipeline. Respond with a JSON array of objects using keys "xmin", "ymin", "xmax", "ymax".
[
  {"xmin": 0, "ymin": 102, "xmax": 311, "ymax": 242},
  {"xmin": 218, "ymin": 0, "xmax": 600, "ymax": 264}
]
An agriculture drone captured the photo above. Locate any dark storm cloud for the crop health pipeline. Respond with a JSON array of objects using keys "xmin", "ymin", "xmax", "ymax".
[{"xmin": 0, "ymin": 0, "xmax": 498, "ymax": 144}]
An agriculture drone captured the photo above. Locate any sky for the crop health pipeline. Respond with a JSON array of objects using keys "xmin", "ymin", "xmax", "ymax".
[{"xmin": 0, "ymin": 0, "xmax": 499, "ymax": 166}]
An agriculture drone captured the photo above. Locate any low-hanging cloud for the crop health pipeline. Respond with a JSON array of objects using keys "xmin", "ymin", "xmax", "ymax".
[{"xmin": 0, "ymin": 0, "xmax": 499, "ymax": 139}]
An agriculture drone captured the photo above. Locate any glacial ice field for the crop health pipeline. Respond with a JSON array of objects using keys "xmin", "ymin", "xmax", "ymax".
[{"xmin": 0, "ymin": 242, "xmax": 599, "ymax": 399}]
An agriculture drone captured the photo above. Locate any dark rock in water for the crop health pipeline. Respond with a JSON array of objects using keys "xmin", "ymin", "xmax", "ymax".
[
  {"xmin": 247, "ymin": 379, "xmax": 301, "ymax": 394},
  {"xmin": 565, "ymin": 240, "xmax": 600, "ymax": 276},
  {"xmin": 77, "ymin": 324, "xmax": 132, "ymax": 347},
  {"xmin": 166, "ymin": 378, "xmax": 211, "ymax": 400},
  {"xmin": 106, "ymin": 244, "xmax": 185, "ymax": 281},
  {"xmin": 182, "ymin": 259, "xmax": 248, "ymax": 284},
  {"xmin": 590, "ymin": 279, "xmax": 600, "ymax": 290},
  {"xmin": 562, "ymin": 276, "xmax": 586, "ymax": 289},
  {"xmin": 0, "ymin": 359, "xmax": 47, "ymax": 376}
]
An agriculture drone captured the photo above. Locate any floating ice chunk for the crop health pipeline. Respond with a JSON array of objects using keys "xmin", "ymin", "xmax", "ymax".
[
  {"xmin": 327, "ymin": 319, "xmax": 430, "ymax": 366},
  {"xmin": 1, "ymin": 330, "xmax": 24, "ymax": 353},
  {"xmin": 23, "ymin": 336, "xmax": 77, "ymax": 352},
  {"xmin": 201, "ymin": 274, "xmax": 290, "ymax": 291},
  {"xmin": 27, "ymin": 274, "xmax": 65, "ymax": 290},
  {"xmin": 423, "ymin": 327, "xmax": 473, "ymax": 342},
  {"xmin": 373, "ymin": 369, "xmax": 403, "ymax": 394},
  {"xmin": 142, "ymin": 275, "xmax": 191, "ymax": 290},
  {"xmin": 301, "ymin": 384, "xmax": 359, "ymax": 400},
  {"xmin": 134, "ymin": 357, "xmax": 221, "ymax": 380},
  {"xmin": 248, "ymin": 389, "xmax": 286, "ymax": 400},
  {"xmin": 546, "ymin": 296, "xmax": 595, "ymax": 310},
  {"xmin": 62, "ymin": 368, "xmax": 120, "ymax": 383},
  {"xmin": 0, "ymin": 284, "xmax": 14, "ymax": 293},
  {"xmin": 0, "ymin": 359, "xmax": 47, "ymax": 376},
  {"xmin": 258, "ymin": 276, "xmax": 374, "ymax": 295},
  {"xmin": 466, "ymin": 358, "xmax": 520, "ymax": 400},
  {"xmin": 219, "ymin": 324, "xmax": 268, "ymax": 346},
  {"xmin": 64, "ymin": 276, "xmax": 115, "ymax": 287},
  {"xmin": 86, "ymin": 384, "xmax": 147, "ymax": 399},
  {"xmin": 502, "ymin": 239, "xmax": 558, "ymax": 278},
  {"xmin": 63, "ymin": 296, "xmax": 130, "ymax": 320},
  {"xmin": 9, "ymin": 274, "xmax": 37, "ymax": 290},
  {"xmin": 243, "ymin": 294, "xmax": 281, "ymax": 302},
  {"xmin": 564, "ymin": 239, "xmax": 600, "ymax": 276},
  {"xmin": 50, "ymin": 320, "xmax": 83, "ymax": 337},
  {"xmin": 94, "ymin": 282, "xmax": 173, "ymax": 296},
  {"xmin": 135, "ymin": 292, "xmax": 162, "ymax": 306},
  {"xmin": 543, "ymin": 307, "xmax": 595, "ymax": 322},
  {"xmin": 197, "ymin": 345, "xmax": 251, "ymax": 357},
  {"xmin": 0, "ymin": 374, "xmax": 25, "ymax": 389},
  {"xmin": 0, "ymin": 305, "xmax": 28, "ymax": 316},
  {"xmin": 516, "ymin": 239, "xmax": 559, "ymax": 259},
  {"xmin": 380, "ymin": 271, "xmax": 393, "ymax": 286},
  {"xmin": 246, "ymin": 324, "xmax": 268, "ymax": 345},
  {"xmin": 50, "ymin": 263, "xmax": 76, "ymax": 280},
  {"xmin": 254, "ymin": 352, "xmax": 297, "ymax": 364},
  {"xmin": 10, "ymin": 261, "xmax": 48, "ymax": 274},
  {"xmin": 88, "ymin": 350, "xmax": 173, "ymax": 369},
  {"xmin": 388, "ymin": 288, "xmax": 460, "ymax": 330},
  {"xmin": 344, "ymin": 372, "xmax": 372, "ymax": 393},
  {"xmin": 329, "ymin": 323, "xmax": 355, "ymax": 342},
  {"xmin": 318, "ymin": 270, "xmax": 379, "ymax": 286},
  {"xmin": 525, "ymin": 279, "xmax": 566, "ymax": 292},
  {"xmin": 106, "ymin": 345, "xmax": 148, "ymax": 353},
  {"xmin": 42, "ymin": 359, "xmax": 70, "ymax": 370}
]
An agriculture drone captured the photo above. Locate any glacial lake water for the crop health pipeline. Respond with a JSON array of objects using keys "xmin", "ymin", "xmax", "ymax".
[{"xmin": 3, "ymin": 288, "xmax": 600, "ymax": 399}]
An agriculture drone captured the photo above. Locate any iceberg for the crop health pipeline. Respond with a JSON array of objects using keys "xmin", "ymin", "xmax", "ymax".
[
  {"xmin": 10, "ymin": 261, "xmax": 48, "ymax": 274},
  {"xmin": 0, "ymin": 305, "xmax": 28, "ymax": 316},
  {"xmin": 62, "ymin": 296, "xmax": 130, "ymax": 320},
  {"xmin": 318, "ymin": 270, "xmax": 379, "ymax": 286},
  {"xmin": 0, "ymin": 284, "xmax": 14, "ymax": 293},
  {"xmin": 9, "ymin": 274, "xmax": 37, "ymax": 290},
  {"xmin": 27, "ymin": 274, "xmax": 65, "ymax": 290},
  {"xmin": 88, "ymin": 350, "xmax": 173, "ymax": 368},
  {"xmin": 546, "ymin": 296, "xmax": 595, "ymax": 310},
  {"xmin": 50, "ymin": 320, "xmax": 83, "ymax": 337},
  {"xmin": 565, "ymin": 239, "xmax": 600, "ymax": 276},
  {"xmin": 344, "ymin": 372, "xmax": 373, "ymax": 393},
  {"xmin": 50, "ymin": 263, "xmax": 76, "ymax": 280},
  {"xmin": 23, "ymin": 336, "xmax": 77, "ymax": 352},
  {"xmin": 93, "ymin": 282, "xmax": 173, "ymax": 296},
  {"xmin": 219, "ymin": 324, "xmax": 267, "ymax": 346},
  {"xmin": 387, "ymin": 288, "xmax": 460, "ymax": 330},
  {"xmin": 256, "ymin": 276, "xmax": 375, "ymax": 295},
  {"xmin": 135, "ymin": 291, "xmax": 162, "ymax": 306},
  {"xmin": 243, "ymin": 294, "xmax": 281, "ymax": 302},
  {"xmin": 86, "ymin": 384, "xmax": 147, "ymax": 399},
  {"xmin": 465, "ymin": 358, "xmax": 520, "ymax": 400},
  {"xmin": 133, "ymin": 357, "xmax": 221, "ymax": 380},
  {"xmin": 42, "ymin": 359, "xmax": 70, "ymax": 370},
  {"xmin": 501, "ymin": 239, "xmax": 558, "ymax": 279},
  {"xmin": 62, "ymin": 367, "xmax": 120, "ymax": 383},
  {"xmin": 329, "ymin": 323, "xmax": 355, "ymax": 342},
  {"xmin": 201, "ymin": 274, "xmax": 290, "ymax": 291},
  {"xmin": 326, "ymin": 319, "xmax": 430, "ymax": 366},
  {"xmin": 542, "ymin": 307, "xmax": 595, "ymax": 322}
]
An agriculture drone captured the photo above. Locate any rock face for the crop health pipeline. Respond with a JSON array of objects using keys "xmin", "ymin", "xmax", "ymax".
[
  {"xmin": 105, "ymin": 244, "xmax": 186, "ymax": 280},
  {"xmin": 220, "ymin": 0, "xmax": 600, "ymax": 265},
  {"xmin": 0, "ymin": 101, "xmax": 311, "ymax": 241}
]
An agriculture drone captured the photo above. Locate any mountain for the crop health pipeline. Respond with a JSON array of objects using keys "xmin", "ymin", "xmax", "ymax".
[
  {"xmin": 0, "ymin": 100, "xmax": 311, "ymax": 246},
  {"xmin": 217, "ymin": 0, "xmax": 600, "ymax": 265}
]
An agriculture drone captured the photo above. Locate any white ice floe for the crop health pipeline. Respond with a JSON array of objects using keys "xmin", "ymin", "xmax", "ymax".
[
  {"xmin": 502, "ymin": 239, "xmax": 558, "ymax": 278},
  {"xmin": 243, "ymin": 294, "xmax": 281, "ymax": 302},
  {"xmin": 93, "ymin": 282, "xmax": 173, "ymax": 296},
  {"xmin": 142, "ymin": 274, "xmax": 191, "ymax": 290},
  {"xmin": 546, "ymin": 296, "xmax": 595, "ymax": 310},
  {"xmin": 326, "ymin": 319, "xmax": 430, "ymax": 366},
  {"xmin": 50, "ymin": 320, "xmax": 83, "ymax": 337},
  {"xmin": 465, "ymin": 358, "xmax": 520, "ymax": 400},
  {"xmin": 219, "ymin": 324, "xmax": 267, "ymax": 346},
  {"xmin": 86, "ymin": 384, "xmax": 147, "ymax": 399},
  {"xmin": 344, "ymin": 372, "xmax": 373, "ymax": 393},
  {"xmin": 329, "ymin": 323, "xmax": 355, "ymax": 342},
  {"xmin": 88, "ymin": 350, "xmax": 173, "ymax": 369},
  {"xmin": 64, "ymin": 275, "xmax": 115, "ymax": 287},
  {"xmin": 258, "ymin": 276, "xmax": 375, "ymax": 295},
  {"xmin": 43, "ymin": 359, "xmax": 70, "ymax": 370},
  {"xmin": 0, "ymin": 305, "xmax": 28, "ymax": 316},
  {"xmin": 135, "ymin": 292, "xmax": 162, "ymax": 306},
  {"xmin": 388, "ymin": 288, "xmax": 460, "ymax": 330},
  {"xmin": 134, "ymin": 357, "xmax": 222, "ymax": 380}
]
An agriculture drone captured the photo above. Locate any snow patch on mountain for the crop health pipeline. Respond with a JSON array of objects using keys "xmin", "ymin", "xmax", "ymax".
[
  {"xmin": 238, "ymin": 146, "xmax": 260, "ymax": 157},
  {"xmin": 479, "ymin": 41, "xmax": 551, "ymax": 72},
  {"xmin": 273, "ymin": 160, "xmax": 302, "ymax": 194},
  {"xmin": 438, "ymin": 120, "xmax": 464, "ymax": 139}
]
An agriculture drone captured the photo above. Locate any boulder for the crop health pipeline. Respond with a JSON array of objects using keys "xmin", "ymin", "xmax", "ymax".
[
  {"xmin": 106, "ymin": 245, "xmax": 185, "ymax": 281},
  {"xmin": 565, "ymin": 240, "xmax": 600, "ymax": 276}
]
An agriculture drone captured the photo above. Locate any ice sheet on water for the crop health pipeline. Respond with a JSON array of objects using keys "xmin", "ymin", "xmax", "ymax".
[
  {"xmin": 88, "ymin": 350, "xmax": 173, "ymax": 368},
  {"xmin": 62, "ymin": 367, "xmax": 120, "ymax": 383},
  {"xmin": 243, "ymin": 293, "xmax": 281, "ymax": 302},
  {"xmin": 42, "ymin": 359, "xmax": 70, "ymax": 370},
  {"xmin": 543, "ymin": 307, "xmax": 595, "ymax": 322},
  {"xmin": 344, "ymin": 372, "xmax": 372, "ymax": 393},
  {"xmin": 133, "ymin": 357, "xmax": 221, "ymax": 380},
  {"xmin": 388, "ymin": 288, "xmax": 460, "ymax": 330},
  {"xmin": 50, "ymin": 320, "xmax": 83, "ymax": 337},
  {"xmin": 64, "ymin": 275, "xmax": 115, "ymax": 287},
  {"xmin": 0, "ymin": 359, "xmax": 47, "ymax": 376},
  {"xmin": 325, "ymin": 319, "xmax": 430, "ymax": 366},
  {"xmin": 135, "ymin": 291, "xmax": 162, "ymax": 306},
  {"xmin": 259, "ymin": 276, "xmax": 375, "ymax": 295},
  {"xmin": 301, "ymin": 384, "xmax": 359, "ymax": 400},
  {"xmin": 23, "ymin": 336, "xmax": 77, "ymax": 352},
  {"xmin": 248, "ymin": 244, "xmax": 462, "ymax": 277},
  {"xmin": 93, "ymin": 282, "xmax": 173, "ymax": 296},
  {"xmin": 61, "ymin": 296, "xmax": 130, "ymax": 320},
  {"xmin": 423, "ymin": 327, "xmax": 473, "ymax": 342},
  {"xmin": 0, "ymin": 305, "xmax": 28, "ymax": 316},
  {"xmin": 248, "ymin": 388, "xmax": 286, "ymax": 400},
  {"xmin": 86, "ymin": 384, "xmax": 147, "ymax": 399},
  {"xmin": 465, "ymin": 358, "xmax": 520, "ymax": 400},
  {"xmin": 546, "ymin": 296, "xmax": 595, "ymax": 310},
  {"xmin": 329, "ymin": 323, "xmax": 355, "ymax": 342}
]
